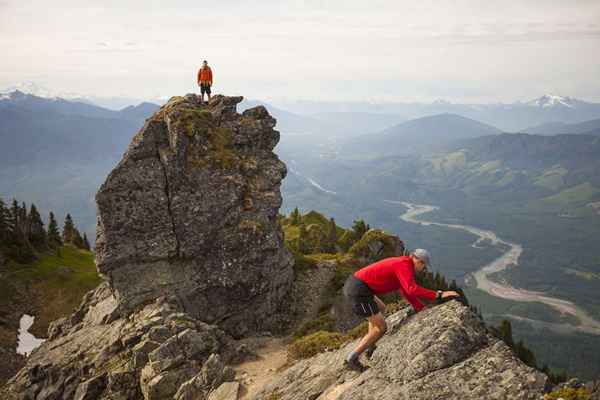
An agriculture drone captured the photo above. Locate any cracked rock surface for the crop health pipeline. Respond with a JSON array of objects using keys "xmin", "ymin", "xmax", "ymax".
[
  {"xmin": 251, "ymin": 301, "xmax": 548, "ymax": 400},
  {"xmin": 95, "ymin": 94, "xmax": 294, "ymax": 337}
]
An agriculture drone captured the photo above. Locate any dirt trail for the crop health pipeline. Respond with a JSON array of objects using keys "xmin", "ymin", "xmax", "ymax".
[{"xmin": 235, "ymin": 337, "xmax": 289, "ymax": 399}]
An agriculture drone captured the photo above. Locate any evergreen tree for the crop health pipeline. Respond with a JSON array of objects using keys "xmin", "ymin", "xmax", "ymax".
[
  {"xmin": 0, "ymin": 197, "xmax": 7, "ymax": 243},
  {"xmin": 28, "ymin": 204, "xmax": 47, "ymax": 249},
  {"xmin": 63, "ymin": 213, "xmax": 75, "ymax": 244},
  {"xmin": 47, "ymin": 212, "xmax": 62, "ymax": 248},
  {"xmin": 83, "ymin": 233, "xmax": 91, "ymax": 251},
  {"xmin": 290, "ymin": 207, "xmax": 301, "ymax": 226},
  {"xmin": 351, "ymin": 219, "xmax": 369, "ymax": 241},
  {"xmin": 20, "ymin": 202, "xmax": 29, "ymax": 238},
  {"xmin": 9, "ymin": 199, "xmax": 20, "ymax": 238},
  {"xmin": 72, "ymin": 228, "xmax": 85, "ymax": 249}
]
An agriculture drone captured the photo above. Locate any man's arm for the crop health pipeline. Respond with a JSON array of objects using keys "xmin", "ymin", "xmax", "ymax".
[
  {"xmin": 395, "ymin": 265, "xmax": 437, "ymax": 301},
  {"xmin": 197, "ymin": 69, "xmax": 202, "ymax": 85},
  {"xmin": 208, "ymin": 68, "xmax": 213, "ymax": 85}
]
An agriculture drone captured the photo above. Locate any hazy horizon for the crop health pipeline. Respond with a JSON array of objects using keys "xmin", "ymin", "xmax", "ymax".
[{"xmin": 1, "ymin": 0, "xmax": 600, "ymax": 103}]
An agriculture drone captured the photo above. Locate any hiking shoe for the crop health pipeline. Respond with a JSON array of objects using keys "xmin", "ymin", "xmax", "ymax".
[
  {"xmin": 365, "ymin": 345, "xmax": 377, "ymax": 359},
  {"xmin": 344, "ymin": 357, "xmax": 367, "ymax": 373}
]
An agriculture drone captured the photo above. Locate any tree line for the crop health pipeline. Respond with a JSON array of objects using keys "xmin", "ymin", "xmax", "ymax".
[
  {"xmin": 0, "ymin": 197, "xmax": 91, "ymax": 263},
  {"xmin": 285, "ymin": 207, "xmax": 371, "ymax": 255}
]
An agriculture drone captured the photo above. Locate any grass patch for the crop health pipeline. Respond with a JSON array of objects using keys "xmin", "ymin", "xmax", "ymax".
[
  {"xmin": 292, "ymin": 313, "xmax": 336, "ymax": 339},
  {"xmin": 7, "ymin": 245, "xmax": 100, "ymax": 337},
  {"xmin": 288, "ymin": 331, "xmax": 347, "ymax": 360},
  {"xmin": 541, "ymin": 183, "xmax": 599, "ymax": 206}
]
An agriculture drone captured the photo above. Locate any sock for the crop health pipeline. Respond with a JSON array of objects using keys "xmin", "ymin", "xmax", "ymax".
[{"xmin": 346, "ymin": 351, "xmax": 359, "ymax": 363}]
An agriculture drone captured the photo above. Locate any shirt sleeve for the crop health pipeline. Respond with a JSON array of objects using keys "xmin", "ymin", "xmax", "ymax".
[
  {"xmin": 405, "ymin": 292, "xmax": 426, "ymax": 311},
  {"xmin": 395, "ymin": 264, "xmax": 437, "ymax": 301}
]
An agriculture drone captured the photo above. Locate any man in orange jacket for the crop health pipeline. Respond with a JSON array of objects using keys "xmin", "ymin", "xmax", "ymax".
[
  {"xmin": 197, "ymin": 60, "xmax": 213, "ymax": 104},
  {"xmin": 343, "ymin": 249, "xmax": 459, "ymax": 372}
]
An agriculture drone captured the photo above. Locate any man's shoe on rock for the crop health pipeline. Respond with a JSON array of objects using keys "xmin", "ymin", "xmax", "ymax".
[{"xmin": 344, "ymin": 357, "xmax": 367, "ymax": 373}]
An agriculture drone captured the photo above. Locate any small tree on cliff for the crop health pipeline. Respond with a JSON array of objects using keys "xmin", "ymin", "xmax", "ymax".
[
  {"xmin": 351, "ymin": 219, "xmax": 369, "ymax": 241},
  {"xmin": 27, "ymin": 203, "xmax": 47, "ymax": 250},
  {"xmin": 63, "ymin": 214, "xmax": 75, "ymax": 244},
  {"xmin": 0, "ymin": 198, "xmax": 8, "ymax": 243},
  {"xmin": 290, "ymin": 207, "xmax": 301, "ymax": 226},
  {"xmin": 47, "ymin": 212, "xmax": 62, "ymax": 248},
  {"xmin": 83, "ymin": 233, "xmax": 91, "ymax": 251}
]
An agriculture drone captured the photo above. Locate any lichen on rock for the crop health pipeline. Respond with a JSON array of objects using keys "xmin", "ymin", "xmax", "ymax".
[{"xmin": 95, "ymin": 93, "xmax": 294, "ymax": 336}]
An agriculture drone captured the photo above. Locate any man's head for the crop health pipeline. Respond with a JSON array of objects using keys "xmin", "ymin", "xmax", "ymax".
[
  {"xmin": 202, "ymin": 60, "xmax": 208, "ymax": 67},
  {"xmin": 410, "ymin": 248, "xmax": 432, "ymax": 273}
]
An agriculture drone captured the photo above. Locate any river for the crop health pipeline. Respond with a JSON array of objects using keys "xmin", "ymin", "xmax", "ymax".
[{"xmin": 387, "ymin": 200, "xmax": 600, "ymax": 335}]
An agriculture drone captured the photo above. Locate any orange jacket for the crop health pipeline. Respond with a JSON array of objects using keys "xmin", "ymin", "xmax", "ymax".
[{"xmin": 197, "ymin": 66, "xmax": 213, "ymax": 85}]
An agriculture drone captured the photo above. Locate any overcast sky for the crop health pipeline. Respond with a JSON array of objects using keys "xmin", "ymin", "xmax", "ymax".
[{"xmin": 1, "ymin": 0, "xmax": 599, "ymax": 103}]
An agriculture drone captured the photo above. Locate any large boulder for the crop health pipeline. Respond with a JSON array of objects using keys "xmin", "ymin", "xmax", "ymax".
[
  {"xmin": 251, "ymin": 301, "xmax": 547, "ymax": 400},
  {"xmin": 0, "ymin": 94, "xmax": 294, "ymax": 399},
  {"xmin": 95, "ymin": 94, "xmax": 294, "ymax": 337}
]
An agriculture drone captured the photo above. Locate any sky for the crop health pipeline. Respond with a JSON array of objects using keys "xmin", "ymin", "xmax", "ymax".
[{"xmin": 1, "ymin": 0, "xmax": 600, "ymax": 103}]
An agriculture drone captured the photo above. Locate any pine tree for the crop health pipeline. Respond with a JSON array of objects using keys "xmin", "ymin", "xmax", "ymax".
[
  {"xmin": 351, "ymin": 219, "xmax": 369, "ymax": 241},
  {"xmin": 47, "ymin": 212, "xmax": 62, "ymax": 248},
  {"xmin": 72, "ymin": 228, "xmax": 85, "ymax": 249},
  {"xmin": 290, "ymin": 207, "xmax": 301, "ymax": 226},
  {"xmin": 28, "ymin": 204, "xmax": 47, "ymax": 250},
  {"xmin": 63, "ymin": 214, "xmax": 75, "ymax": 244},
  {"xmin": 0, "ymin": 197, "xmax": 7, "ymax": 243},
  {"xmin": 9, "ymin": 199, "xmax": 20, "ymax": 239},
  {"xmin": 20, "ymin": 202, "xmax": 29, "ymax": 238},
  {"xmin": 83, "ymin": 233, "xmax": 91, "ymax": 251}
]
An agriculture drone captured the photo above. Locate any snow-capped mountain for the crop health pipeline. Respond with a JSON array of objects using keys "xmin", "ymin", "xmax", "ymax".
[
  {"xmin": 525, "ymin": 94, "xmax": 579, "ymax": 108},
  {"xmin": 0, "ymin": 82, "xmax": 84, "ymax": 101}
]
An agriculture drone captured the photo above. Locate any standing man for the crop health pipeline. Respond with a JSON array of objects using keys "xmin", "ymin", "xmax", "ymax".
[
  {"xmin": 197, "ymin": 60, "xmax": 213, "ymax": 104},
  {"xmin": 343, "ymin": 249, "xmax": 459, "ymax": 372}
]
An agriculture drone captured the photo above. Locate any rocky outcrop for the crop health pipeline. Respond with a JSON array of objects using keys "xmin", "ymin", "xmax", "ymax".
[
  {"xmin": 95, "ymin": 94, "xmax": 294, "ymax": 337},
  {"xmin": 1, "ymin": 94, "xmax": 294, "ymax": 399},
  {"xmin": 252, "ymin": 301, "xmax": 548, "ymax": 400}
]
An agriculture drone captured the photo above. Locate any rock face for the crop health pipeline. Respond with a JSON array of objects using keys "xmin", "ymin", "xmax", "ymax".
[
  {"xmin": 252, "ymin": 301, "xmax": 548, "ymax": 400},
  {"xmin": 1, "ymin": 94, "xmax": 294, "ymax": 399},
  {"xmin": 95, "ymin": 94, "xmax": 294, "ymax": 337}
]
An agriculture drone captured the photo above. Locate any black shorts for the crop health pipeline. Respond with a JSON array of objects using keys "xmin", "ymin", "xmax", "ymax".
[
  {"xmin": 343, "ymin": 276, "xmax": 380, "ymax": 318},
  {"xmin": 200, "ymin": 83, "xmax": 211, "ymax": 95}
]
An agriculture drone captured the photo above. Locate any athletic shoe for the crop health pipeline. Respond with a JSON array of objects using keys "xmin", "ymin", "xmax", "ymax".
[{"xmin": 344, "ymin": 357, "xmax": 367, "ymax": 373}]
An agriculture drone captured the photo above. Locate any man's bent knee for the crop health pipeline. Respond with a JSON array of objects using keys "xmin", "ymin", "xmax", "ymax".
[{"xmin": 368, "ymin": 314, "xmax": 387, "ymax": 335}]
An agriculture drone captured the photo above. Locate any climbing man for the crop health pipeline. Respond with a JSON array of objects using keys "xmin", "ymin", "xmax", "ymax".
[
  {"xmin": 197, "ymin": 60, "xmax": 213, "ymax": 104},
  {"xmin": 343, "ymin": 249, "xmax": 459, "ymax": 372}
]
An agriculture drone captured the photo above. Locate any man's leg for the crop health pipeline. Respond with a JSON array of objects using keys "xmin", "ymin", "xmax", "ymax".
[
  {"xmin": 345, "ymin": 313, "xmax": 387, "ymax": 371},
  {"xmin": 354, "ymin": 313, "xmax": 387, "ymax": 355}
]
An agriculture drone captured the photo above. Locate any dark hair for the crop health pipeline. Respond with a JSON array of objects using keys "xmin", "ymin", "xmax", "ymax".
[{"xmin": 203, "ymin": 60, "xmax": 208, "ymax": 63}]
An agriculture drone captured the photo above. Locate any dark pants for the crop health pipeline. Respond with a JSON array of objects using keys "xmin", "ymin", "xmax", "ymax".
[
  {"xmin": 343, "ymin": 276, "xmax": 379, "ymax": 318},
  {"xmin": 200, "ymin": 83, "xmax": 211, "ymax": 95}
]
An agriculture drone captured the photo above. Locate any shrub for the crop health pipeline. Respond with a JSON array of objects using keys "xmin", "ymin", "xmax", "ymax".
[
  {"xmin": 293, "ymin": 313, "xmax": 336, "ymax": 339},
  {"xmin": 288, "ymin": 331, "xmax": 347, "ymax": 360},
  {"xmin": 543, "ymin": 387, "xmax": 591, "ymax": 400}
]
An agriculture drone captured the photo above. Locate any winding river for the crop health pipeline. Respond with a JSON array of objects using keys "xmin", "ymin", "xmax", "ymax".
[{"xmin": 387, "ymin": 200, "xmax": 600, "ymax": 335}]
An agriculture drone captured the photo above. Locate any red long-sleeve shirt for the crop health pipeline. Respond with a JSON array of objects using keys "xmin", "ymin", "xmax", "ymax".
[{"xmin": 354, "ymin": 256, "xmax": 437, "ymax": 311}]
